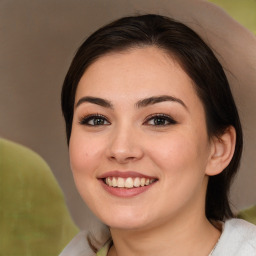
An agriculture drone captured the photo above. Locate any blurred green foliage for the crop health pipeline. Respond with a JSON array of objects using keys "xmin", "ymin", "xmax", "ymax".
[{"xmin": 209, "ymin": 0, "xmax": 256, "ymax": 34}]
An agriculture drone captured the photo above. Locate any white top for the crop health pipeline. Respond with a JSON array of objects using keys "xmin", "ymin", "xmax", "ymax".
[
  {"xmin": 212, "ymin": 219, "xmax": 256, "ymax": 256},
  {"xmin": 59, "ymin": 219, "xmax": 256, "ymax": 256}
]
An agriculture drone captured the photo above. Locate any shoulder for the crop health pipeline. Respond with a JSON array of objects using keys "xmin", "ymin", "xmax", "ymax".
[
  {"xmin": 59, "ymin": 230, "xmax": 95, "ymax": 256},
  {"xmin": 59, "ymin": 225, "xmax": 111, "ymax": 256},
  {"xmin": 213, "ymin": 218, "xmax": 256, "ymax": 256}
]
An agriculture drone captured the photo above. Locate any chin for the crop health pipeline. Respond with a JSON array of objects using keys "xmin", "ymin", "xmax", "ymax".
[
  {"xmin": 98, "ymin": 210, "xmax": 154, "ymax": 231},
  {"xmin": 108, "ymin": 220, "xmax": 147, "ymax": 231}
]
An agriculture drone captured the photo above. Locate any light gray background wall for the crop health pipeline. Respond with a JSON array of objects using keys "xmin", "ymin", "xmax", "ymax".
[{"xmin": 1, "ymin": 0, "xmax": 255, "ymax": 229}]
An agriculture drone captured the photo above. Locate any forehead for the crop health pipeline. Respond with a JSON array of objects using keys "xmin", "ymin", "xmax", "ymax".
[{"xmin": 75, "ymin": 46, "xmax": 200, "ymax": 107}]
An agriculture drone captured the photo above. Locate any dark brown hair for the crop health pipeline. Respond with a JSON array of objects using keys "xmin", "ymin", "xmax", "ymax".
[{"xmin": 61, "ymin": 14, "xmax": 243, "ymax": 223}]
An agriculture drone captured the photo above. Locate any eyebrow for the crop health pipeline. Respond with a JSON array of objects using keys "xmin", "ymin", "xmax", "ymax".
[
  {"xmin": 136, "ymin": 95, "xmax": 188, "ymax": 110},
  {"xmin": 75, "ymin": 96, "xmax": 113, "ymax": 109},
  {"xmin": 75, "ymin": 95, "xmax": 187, "ymax": 110}
]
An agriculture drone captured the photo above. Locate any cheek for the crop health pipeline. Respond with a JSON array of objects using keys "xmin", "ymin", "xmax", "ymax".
[
  {"xmin": 147, "ymin": 129, "xmax": 210, "ymax": 183},
  {"xmin": 69, "ymin": 128, "xmax": 105, "ymax": 177},
  {"xmin": 68, "ymin": 129, "xmax": 107, "ymax": 209},
  {"xmin": 150, "ymin": 135, "xmax": 198, "ymax": 164},
  {"xmin": 146, "ymin": 133, "xmax": 210, "ymax": 214}
]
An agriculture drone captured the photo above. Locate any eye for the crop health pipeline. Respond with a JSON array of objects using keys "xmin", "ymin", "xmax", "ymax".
[
  {"xmin": 144, "ymin": 114, "xmax": 177, "ymax": 126},
  {"xmin": 79, "ymin": 114, "xmax": 110, "ymax": 126}
]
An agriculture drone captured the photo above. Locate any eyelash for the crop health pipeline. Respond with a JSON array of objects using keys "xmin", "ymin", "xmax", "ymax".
[
  {"xmin": 143, "ymin": 113, "xmax": 177, "ymax": 126},
  {"xmin": 79, "ymin": 114, "xmax": 110, "ymax": 126},
  {"xmin": 78, "ymin": 113, "xmax": 177, "ymax": 127}
]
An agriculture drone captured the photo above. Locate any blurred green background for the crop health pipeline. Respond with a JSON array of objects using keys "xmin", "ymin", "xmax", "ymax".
[{"xmin": 210, "ymin": 0, "xmax": 256, "ymax": 34}]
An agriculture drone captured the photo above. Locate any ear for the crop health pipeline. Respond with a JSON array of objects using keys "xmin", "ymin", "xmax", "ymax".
[{"xmin": 205, "ymin": 126, "xmax": 236, "ymax": 176}]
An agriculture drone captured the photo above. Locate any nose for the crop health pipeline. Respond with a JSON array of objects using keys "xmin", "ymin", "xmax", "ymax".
[{"xmin": 106, "ymin": 125, "xmax": 144, "ymax": 164}]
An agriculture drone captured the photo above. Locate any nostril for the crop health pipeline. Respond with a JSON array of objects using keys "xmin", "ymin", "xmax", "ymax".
[
  {"xmin": 108, "ymin": 145, "xmax": 144, "ymax": 163},
  {"xmin": 109, "ymin": 155, "xmax": 138, "ymax": 164}
]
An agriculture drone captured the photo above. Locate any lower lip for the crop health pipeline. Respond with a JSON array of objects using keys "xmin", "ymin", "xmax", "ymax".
[{"xmin": 99, "ymin": 179, "xmax": 157, "ymax": 198}]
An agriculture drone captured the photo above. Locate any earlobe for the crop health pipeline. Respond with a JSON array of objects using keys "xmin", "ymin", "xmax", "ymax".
[{"xmin": 205, "ymin": 126, "xmax": 236, "ymax": 176}]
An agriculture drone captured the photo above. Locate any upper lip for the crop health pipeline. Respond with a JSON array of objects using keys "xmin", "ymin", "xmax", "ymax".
[{"xmin": 98, "ymin": 171, "xmax": 157, "ymax": 179}]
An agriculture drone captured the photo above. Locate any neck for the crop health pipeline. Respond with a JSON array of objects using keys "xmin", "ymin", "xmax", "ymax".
[{"xmin": 108, "ymin": 211, "xmax": 221, "ymax": 256}]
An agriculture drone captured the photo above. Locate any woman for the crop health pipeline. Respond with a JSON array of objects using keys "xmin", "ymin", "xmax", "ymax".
[{"xmin": 60, "ymin": 14, "xmax": 256, "ymax": 256}]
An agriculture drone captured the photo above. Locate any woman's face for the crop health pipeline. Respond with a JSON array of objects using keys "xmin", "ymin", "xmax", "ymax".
[{"xmin": 69, "ymin": 47, "xmax": 214, "ymax": 230}]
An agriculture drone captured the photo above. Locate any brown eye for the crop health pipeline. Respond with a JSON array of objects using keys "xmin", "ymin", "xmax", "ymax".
[
  {"xmin": 144, "ymin": 114, "xmax": 177, "ymax": 126},
  {"xmin": 79, "ymin": 114, "xmax": 110, "ymax": 126},
  {"xmin": 153, "ymin": 117, "xmax": 168, "ymax": 125}
]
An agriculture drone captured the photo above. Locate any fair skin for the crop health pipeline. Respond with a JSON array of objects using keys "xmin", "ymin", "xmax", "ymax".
[{"xmin": 69, "ymin": 46, "xmax": 236, "ymax": 256}]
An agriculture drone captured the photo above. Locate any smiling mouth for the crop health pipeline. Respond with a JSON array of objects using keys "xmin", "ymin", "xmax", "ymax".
[{"xmin": 103, "ymin": 177, "xmax": 157, "ymax": 188}]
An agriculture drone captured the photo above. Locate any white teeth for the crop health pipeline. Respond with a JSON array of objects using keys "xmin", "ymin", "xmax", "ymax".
[
  {"xmin": 125, "ymin": 177, "xmax": 133, "ymax": 188},
  {"xmin": 134, "ymin": 177, "xmax": 140, "ymax": 187},
  {"xmin": 104, "ymin": 177, "xmax": 156, "ymax": 188},
  {"xmin": 112, "ymin": 177, "xmax": 117, "ymax": 187},
  {"xmin": 117, "ymin": 177, "xmax": 125, "ymax": 187},
  {"xmin": 107, "ymin": 177, "xmax": 112, "ymax": 186}
]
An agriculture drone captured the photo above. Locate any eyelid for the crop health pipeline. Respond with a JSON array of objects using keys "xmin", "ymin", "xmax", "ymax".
[
  {"xmin": 143, "ymin": 113, "xmax": 177, "ymax": 125},
  {"xmin": 78, "ymin": 113, "xmax": 110, "ymax": 125}
]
